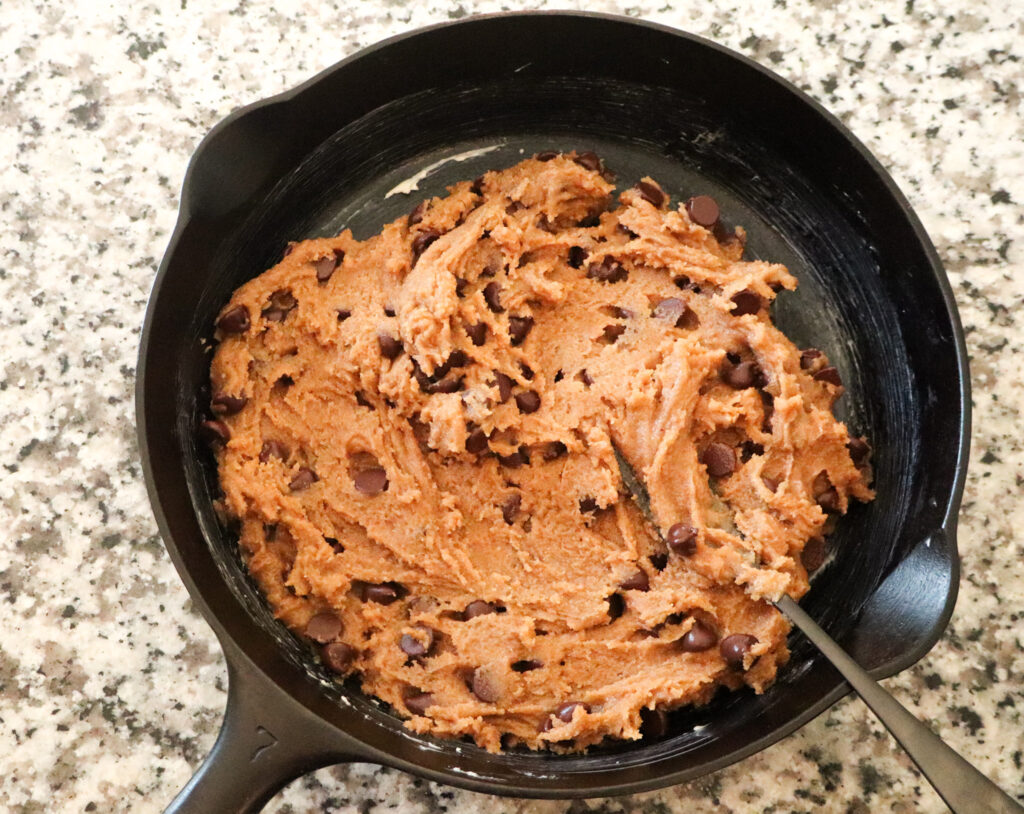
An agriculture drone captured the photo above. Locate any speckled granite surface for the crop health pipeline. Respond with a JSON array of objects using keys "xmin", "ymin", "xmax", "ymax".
[{"xmin": 2, "ymin": 0, "xmax": 1022, "ymax": 811}]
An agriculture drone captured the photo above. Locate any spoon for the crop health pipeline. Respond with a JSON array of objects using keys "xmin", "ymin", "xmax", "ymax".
[{"xmin": 612, "ymin": 447, "xmax": 1023, "ymax": 814}]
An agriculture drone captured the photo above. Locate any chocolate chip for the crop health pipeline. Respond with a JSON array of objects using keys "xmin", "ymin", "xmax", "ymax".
[
  {"xmin": 471, "ymin": 668, "xmax": 500, "ymax": 703},
  {"xmin": 579, "ymin": 496, "xmax": 598, "ymax": 514},
  {"xmin": 568, "ymin": 246, "xmax": 587, "ymax": 268},
  {"xmin": 800, "ymin": 348, "xmax": 823, "ymax": 370},
  {"xmin": 199, "ymin": 419, "xmax": 231, "ymax": 446},
  {"xmin": 802, "ymin": 537, "xmax": 827, "ymax": 572},
  {"xmin": 431, "ymin": 373, "xmax": 464, "ymax": 394},
  {"xmin": 365, "ymin": 583, "xmax": 402, "ymax": 604},
  {"xmin": 601, "ymin": 323, "xmax": 626, "ymax": 344},
  {"xmin": 354, "ymin": 467, "xmax": 388, "ymax": 495},
  {"xmin": 574, "ymin": 151, "xmax": 602, "ymax": 172},
  {"xmin": 508, "ymin": 316, "xmax": 534, "ymax": 346},
  {"xmin": 519, "ymin": 362, "xmax": 534, "ymax": 380},
  {"xmin": 679, "ymin": 621, "xmax": 717, "ymax": 652},
  {"xmin": 322, "ymin": 642, "xmax": 356, "ymax": 673},
  {"xmin": 262, "ymin": 307, "xmax": 286, "ymax": 322},
  {"xmin": 497, "ymin": 447, "xmax": 527, "ymax": 468},
  {"xmin": 289, "ymin": 467, "xmax": 318, "ymax": 491},
  {"xmin": 586, "ymin": 257, "xmax": 628, "ymax": 283},
  {"xmin": 722, "ymin": 360, "xmax": 763, "ymax": 389},
  {"xmin": 411, "ymin": 229, "xmax": 441, "ymax": 266},
  {"xmin": 640, "ymin": 707, "xmax": 668, "ymax": 738},
  {"xmin": 814, "ymin": 366, "xmax": 843, "ymax": 387},
  {"xmin": 259, "ymin": 440, "xmax": 289, "ymax": 463},
  {"xmin": 556, "ymin": 701, "xmax": 589, "ymax": 722},
  {"xmin": 701, "ymin": 443, "xmax": 736, "ymax": 477},
  {"xmin": 465, "ymin": 428, "xmax": 489, "ymax": 454},
  {"xmin": 762, "ymin": 475, "xmax": 780, "ymax": 492},
  {"xmin": 306, "ymin": 611, "xmax": 343, "ymax": 643},
  {"xmin": 848, "ymin": 437, "xmax": 871, "ymax": 467},
  {"xmin": 576, "ymin": 369, "xmax": 593, "ymax": 387},
  {"xmin": 730, "ymin": 289, "xmax": 763, "ymax": 316},
  {"xmin": 408, "ymin": 201, "xmax": 426, "ymax": 225},
  {"xmin": 652, "ymin": 297, "xmax": 699, "ymax": 329},
  {"xmin": 817, "ymin": 486, "xmax": 840, "ymax": 512},
  {"xmin": 211, "ymin": 392, "xmax": 247, "ymax": 415},
  {"xmin": 470, "ymin": 175, "xmax": 484, "ymax": 195},
  {"xmin": 649, "ymin": 553, "xmax": 669, "ymax": 572},
  {"xmin": 636, "ymin": 181, "xmax": 666, "ymax": 208},
  {"xmin": 740, "ymin": 440, "xmax": 764, "ymax": 462},
  {"xmin": 400, "ymin": 625, "xmax": 436, "ymax": 659},
  {"xmin": 336, "ymin": 309, "xmax": 352, "ymax": 322},
  {"xmin": 720, "ymin": 633, "xmax": 758, "ymax": 667},
  {"xmin": 217, "ymin": 305, "xmax": 250, "ymax": 334},
  {"xmin": 512, "ymin": 659, "xmax": 543, "ymax": 672},
  {"xmin": 282, "ymin": 241, "xmax": 296, "ymax": 258},
  {"xmin": 464, "ymin": 600, "xmax": 498, "ymax": 619},
  {"xmin": 455, "ymin": 277, "xmax": 468, "ymax": 298},
  {"xmin": 667, "ymin": 523, "xmax": 698, "ymax": 556},
  {"xmin": 607, "ymin": 593, "xmax": 625, "ymax": 620},
  {"xmin": 378, "ymin": 333, "xmax": 403, "ymax": 360},
  {"xmin": 483, "ymin": 281, "xmax": 504, "ymax": 313},
  {"xmin": 446, "ymin": 350, "xmax": 469, "ymax": 368},
  {"xmin": 535, "ymin": 150, "xmax": 559, "ymax": 161},
  {"xmin": 315, "ymin": 255, "xmax": 338, "ymax": 283},
  {"xmin": 494, "ymin": 371, "xmax": 514, "ymax": 402},
  {"xmin": 404, "ymin": 691, "xmax": 435, "ymax": 715},
  {"xmin": 501, "ymin": 493, "xmax": 521, "ymax": 524},
  {"xmin": 466, "ymin": 322, "xmax": 487, "ymax": 346},
  {"xmin": 619, "ymin": 570, "xmax": 650, "ymax": 591},
  {"xmin": 542, "ymin": 441, "xmax": 567, "ymax": 461},
  {"xmin": 685, "ymin": 195, "xmax": 721, "ymax": 228},
  {"xmin": 515, "ymin": 390, "xmax": 541, "ymax": 413}
]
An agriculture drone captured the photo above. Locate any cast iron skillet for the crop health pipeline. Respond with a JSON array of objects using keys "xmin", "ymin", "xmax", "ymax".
[{"xmin": 136, "ymin": 12, "xmax": 970, "ymax": 814}]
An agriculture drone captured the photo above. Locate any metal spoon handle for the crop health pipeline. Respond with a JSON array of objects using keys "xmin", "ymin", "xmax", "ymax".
[{"xmin": 776, "ymin": 596, "xmax": 1023, "ymax": 814}]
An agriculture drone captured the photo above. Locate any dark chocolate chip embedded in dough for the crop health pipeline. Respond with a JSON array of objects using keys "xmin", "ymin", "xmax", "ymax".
[
  {"xmin": 814, "ymin": 366, "xmax": 843, "ymax": 387},
  {"xmin": 400, "ymin": 625, "xmax": 436, "ymax": 659},
  {"xmin": 217, "ymin": 305, "xmax": 250, "ymax": 334},
  {"xmin": 607, "ymin": 593, "xmax": 625, "ymax": 620},
  {"xmin": 635, "ymin": 181, "xmax": 666, "ymax": 208},
  {"xmin": 199, "ymin": 419, "xmax": 231, "ymax": 446},
  {"xmin": 801, "ymin": 537, "xmax": 827, "ymax": 572},
  {"xmin": 515, "ymin": 390, "xmax": 541, "ymax": 414},
  {"xmin": 679, "ymin": 621, "xmax": 717, "ymax": 652},
  {"xmin": 508, "ymin": 315, "xmax": 534, "ymax": 346},
  {"xmin": 535, "ymin": 150, "xmax": 559, "ymax": 161},
  {"xmin": 404, "ymin": 691, "xmax": 435, "ymax": 715},
  {"xmin": 465, "ymin": 428, "xmax": 489, "ymax": 454},
  {"xmin": 211, "ymin": 392, "xmax": 247, "ymax": 415},
  {"xmin": 576, "ymin": 369, "xmax": 593, "ymax": 387},
  {"xmin": 315, "ymin": 255, "xmax": 338, "ymax": 283},
  {"xmin": 556, "ymin": 701, "xmax": 589, "ymax": 722},
  {"xmin": 730, "ymin": 289, "xmax": 763, "ymax": 316},
  {"xmin": 466, "ymin": 321, "xmax": 487, "ymax": 346},
  {"xmin": 365, "ymin": 583, "xmax": 402, "ymax": 605},
  {"xmin": 501, "ymin": 493, "xmax": 522, "ymax": 524},
  {"xmin": 378, "ymin": 333, "xmax": 403, "ymax": 360},
  {"xmin": 411, "ymin": 229, "xmax": 441, "ymax": 266},
  {"xmin": 848, "ymin": 437, "xmax": 871, "ymax": 467},
  {"xmin": 471, "ymin": 668, "xmax": 500, "ymax": 703},
  {"xmin": 740, "ymin": 441, "xmax": 764, "ymax": 462},
  {"xmin": 455, "ymin": 277, "xmax": 468, "ymax": 298},
  {"xmin": 306, "ymin": 611, "xmax": 343, "ymax": 643},
  {"xmin": 579, "ymin": 496, "xmax": 598, "ymax": 514},
  {"xmin": 762, "ymin": 475, "xmax": 781, "ymax": 493},
  {"xmin": 512, "ymin": 659, "xmax": 543, "ymax": 672},
  {"xmin": 494, "ymin": 371, "xmax": 514, "ymax": 403},
  {"xmin": 586, "ymin": 257, "xmax": 628, "ymax": 283},
  {"xmin": 701, "ymin": 443, "xmax": 736, "ymax": 477},
  {"xmin": 464, "ymin": 600, "xmax": 498, "ymax": 619},
  {"xmin": 431, "ymin": 373, "xmax": 464, "ymax": 394},
  {"xmin": 354, "ymin": 467, "xmax": 388, "ymax": 495},
  {"xmin": 282, "ymin": 241, "xmax": 297, "ymax": 258},
  {"xmin": 568, "ymin": 246, "xmax": 587, "ymax": 268},
  {"xmin": 289, "ymin": 467, "xmax": 318, "ymax": 491},
  {"xmin": 667, "ymin": 523, "xmax": 698, "ymax": 556},
  {"xmin": 470, "ymin": 175, "xmax": 485, "ymax": 195},
  {"xmin": 817, "ymin": 487, "xmax": 841, "ymax": 512},
  {"xmin": 259, "ymin": 440, "xmax": 290, "ymax": 463},
  {"xmin": 619, "ymin": 570, "xmax": 650, "ymax": 592},
  {"xmin": 497, "ymin": 448, "xmax": 527, "ymax": 468},
  {"xmin": 542, "ymin": 441, "xmax": 568, "ymax": 461},
  {"xmin": 322, "ymin": 642, "xmax": 356, "ymax": 673},
  {"xmin": 408, "ymin": 201, "xmax": 426, "ymax": 225},
  {"xmin": 720, "ymin": 633, "xmax": 758, "ymax": 667},
  {"xmin": 649, "ymin": 553, "xmax": 669, "ymax": 571},
  {"xmin": 640, "ymin": 707, "xmax": 669, "ymax": 738},
  {"xmin": 652, "ymin": 297, "xmax": 698, "ymax": 329},
  {"xmin": 601, "ymin": 323, "xmax": 626, "ymax": 344},
  {"xmin": 685, "ymin": 195, "xmax": 721, "ymax": 228},
  {"xmin": 446, "ymin": 350, "xmax": 469, "ymax": 369},
  {"xmin": 800, "ymin": 348, "xmax": 823, "ymax": 369},
  {"xmin": 519, "ymin": 362, "xmax": 534, "ymax": 380},
  {"xmin": 722, "ymin": 360, "xmax": 763, "ymax": 389},
  {"xmin": 336, "ymin": 308, "xmax": 351, "ymax": 322},
  {"xmin": 573, "ymin": 151, "xmax": 602, "ymax": 172},
  {"xmin": 483, "ymin": 281, "xmax": 504, "ymax": 313}
]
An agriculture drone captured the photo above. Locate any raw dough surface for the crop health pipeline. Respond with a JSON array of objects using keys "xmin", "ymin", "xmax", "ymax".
[{"xmin": 207, "ymin": 154, "xmax": 873, "ymax": 751}]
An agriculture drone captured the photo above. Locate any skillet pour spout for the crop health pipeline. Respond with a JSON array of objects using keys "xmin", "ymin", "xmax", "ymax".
[{"xmin": 138, "ymin": 12, "xmax": 969, "ymax": 813}]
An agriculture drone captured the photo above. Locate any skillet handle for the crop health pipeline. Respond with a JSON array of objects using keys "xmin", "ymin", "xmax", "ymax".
[{"xmin": 164, "ymin": 637, "xmax": 361, "ymax": 814}]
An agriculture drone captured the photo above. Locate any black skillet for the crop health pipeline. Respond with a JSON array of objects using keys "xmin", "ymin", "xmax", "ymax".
[{"xmin": 136, "ymin": 12, "xmax": 971, "ymax": 813}]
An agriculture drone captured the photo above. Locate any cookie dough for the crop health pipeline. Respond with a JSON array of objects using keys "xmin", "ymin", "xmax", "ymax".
[{"xmin": 205, "ymin": 152, "xmax": 873, "ymax": 752}]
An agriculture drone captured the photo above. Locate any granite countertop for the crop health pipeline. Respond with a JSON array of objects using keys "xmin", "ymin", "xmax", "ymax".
[{"xmin": 2, "ymin": 0, "xmax": 1021, "ymax": 811}]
